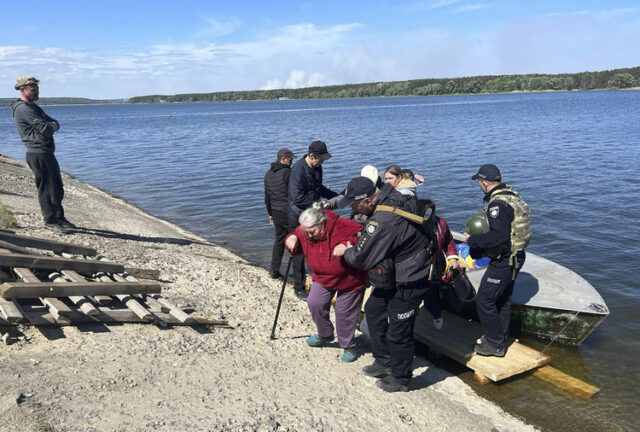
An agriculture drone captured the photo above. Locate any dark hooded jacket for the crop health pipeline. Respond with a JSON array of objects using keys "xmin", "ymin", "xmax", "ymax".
[
  {"xmin": 11, "ymin": 99, "xmax": 59, "ymax": 154},
  {"xmin": 264, "ymin": 161, "xmax": 291, "ymax": 215},
  {"xmin": 287, "ymin": 157, "xmax": 338, "ymax": 221},
  {"xmin": 285, "ymin": 210, "xmax": 366, "ymax": 292}
]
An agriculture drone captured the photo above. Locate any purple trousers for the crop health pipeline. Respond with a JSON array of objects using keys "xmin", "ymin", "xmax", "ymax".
[{"xmin": 307, "ymin": 281, "xmax": 364, "ymax": 349}]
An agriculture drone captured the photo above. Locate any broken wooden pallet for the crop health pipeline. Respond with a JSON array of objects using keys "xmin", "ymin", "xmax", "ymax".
[{"xmin": 0, "ymin": 237, "xmax": 227, "ymax": 334}]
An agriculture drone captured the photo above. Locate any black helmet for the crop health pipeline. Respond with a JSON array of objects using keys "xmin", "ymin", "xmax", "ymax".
[{"xmin": 465, "ymin": 212, "xmax": 489, "ymax": 236}]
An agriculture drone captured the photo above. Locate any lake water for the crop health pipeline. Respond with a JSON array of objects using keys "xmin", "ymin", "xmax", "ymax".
[{"xmin": 1, "ymin": 92, "xmax": 639, "ymax": 431}]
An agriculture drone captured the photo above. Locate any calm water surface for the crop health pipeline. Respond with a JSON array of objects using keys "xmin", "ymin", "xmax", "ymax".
[{"xmin": 1, "ymin": 92, "xmax": 639, "ymax": 431}]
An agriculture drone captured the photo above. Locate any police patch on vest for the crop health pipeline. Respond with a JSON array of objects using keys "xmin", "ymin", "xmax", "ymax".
[
  {"xmin": 365, "ymin": 221, "xmax": 379, "ymax": 236},
  {"xmin": 489, "ymin": 206, "xmax": 499, "ymax": 218}
]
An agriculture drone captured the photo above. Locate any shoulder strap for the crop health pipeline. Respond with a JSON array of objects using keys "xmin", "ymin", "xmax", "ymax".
[{"xmin": 375, "ymin": 204, "xmax": 424, "ymax": 224}]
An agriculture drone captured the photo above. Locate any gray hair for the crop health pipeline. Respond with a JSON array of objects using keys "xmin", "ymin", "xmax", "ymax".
[{"xmin": 299, "ymin": 202, "xmax": 327, "ymax": 228}]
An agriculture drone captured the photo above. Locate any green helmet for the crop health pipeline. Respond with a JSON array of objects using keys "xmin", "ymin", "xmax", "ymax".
[{"xmin": 465, "ymin": 212, "xmax": 489, "ymax": 236}]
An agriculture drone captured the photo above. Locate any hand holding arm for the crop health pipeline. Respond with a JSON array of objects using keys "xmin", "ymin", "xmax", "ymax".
[{"xmin": 332, "ymin": 241, "xmax": 352, "ymax": 257}]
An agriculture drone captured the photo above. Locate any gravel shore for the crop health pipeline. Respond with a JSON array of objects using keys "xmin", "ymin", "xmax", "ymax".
[{"xmin": 0, "ymin": 155, "xmax": 536, "ymax": 432}]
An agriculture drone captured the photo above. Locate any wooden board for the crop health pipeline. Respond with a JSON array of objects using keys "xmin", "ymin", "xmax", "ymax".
[
  {"xmin": 0, "ymin": 281, "xmax": 160, "ymax": 299},
  {"xmin": 125, "ymin": 267, "xmax": 161, "ymax": 280},
  {"xmin": 13, "ymin": 268, "xmax": 73, "ymax": 320},
  {"xmin": 0, "ymin": 239, "xmax": 32, "ymax": 255},
  {"xmin": 57, "ymin": 270, "xmax": 101, "ymax": 316},
  {"xmin": 0, "ymin": 232, "xmax": 96, "ymax": 256},
  {"xmin": 4, "ymin": 303, "xmax": 227, "ymax": 327},
  {"xmin": 532, "ymin": 365, "xmax": 600, "ymax": 399},
  {"xmin": 0, "ymin": 252, "xmax": 124, "ymax": 274},
  {"xmin": 414, "ymin": 309, "xmax": 550, "ymax": 382},
  {"xmin": 0, "ymin": 299, "xmax": 24, "ymax": 323}
]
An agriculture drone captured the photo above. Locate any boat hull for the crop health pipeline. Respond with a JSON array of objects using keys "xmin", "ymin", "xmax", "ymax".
[
  {"xmin": 442, "ymin": 299, "xmax": 607, "ymax": 346},
  {"xmin": 510, "ymin": 304, "xmax": 607, "ymax": 346}
]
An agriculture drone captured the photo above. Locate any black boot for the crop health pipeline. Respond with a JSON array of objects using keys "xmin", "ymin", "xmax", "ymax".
[
  {"xmin": 376, "ymin": 375, "xmax": 408, "ymax": 393},
  {"xmin": 362, "ymin": 361, "xmax": 391, "ymax": 378}
]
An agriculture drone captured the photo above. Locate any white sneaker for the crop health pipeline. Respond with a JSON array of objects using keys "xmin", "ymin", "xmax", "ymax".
[{"xmin": 433, "ymin": 318, "xmax": 443, "ymax": 330}]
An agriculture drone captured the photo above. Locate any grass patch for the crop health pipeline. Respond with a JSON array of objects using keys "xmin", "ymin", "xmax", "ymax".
[
  {"xmin": 35, "ymin": 423, "xmax": 54, "ymax": 432},
  {"xmin": 0, "ymin": 203, "xmax": 17, "ymax": 229}
]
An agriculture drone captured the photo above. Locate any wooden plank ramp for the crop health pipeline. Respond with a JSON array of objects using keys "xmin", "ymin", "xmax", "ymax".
[{"xmin": 414, "ymin": 309, "xmax": 550, "ymax": 383}]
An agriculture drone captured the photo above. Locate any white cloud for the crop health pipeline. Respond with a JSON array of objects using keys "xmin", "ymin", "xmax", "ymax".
[
  {"xmin": 546, "ymin": 7, "xmax": 639, "ymax": 18},
  {"xmin": 451, "ymin": 3, "xmax": 491, "ymax": 14},
  {"xmin": 1, "ymin": 12, "xmax": 638, "ymax": 99},
  {"xmin": 284, "ymin": 70, "xmax": 306, "ymax": 88},
  {"xmin": 199, "ymin": 17, "xmax": 240, "ymax": 37},
  {"xmin": 400, "ymin": 0, "xmax": 462, "ymax": 12},
  {"xmin": 261, "ymin": 79, "xmax": 282, "ymax": 90}
]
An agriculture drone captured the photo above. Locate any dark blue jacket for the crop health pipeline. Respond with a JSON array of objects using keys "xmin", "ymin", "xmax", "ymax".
[
  {"xmin": 467, "ymin": 183, "xmax": 513, "ymax": 260},
  {"xmin": 344, "ymin": 184, "xmax": 431, "ymax": 284},
  {"xmin": 287, "ymin": 158, "xmax": 337, "ymax": 222}
]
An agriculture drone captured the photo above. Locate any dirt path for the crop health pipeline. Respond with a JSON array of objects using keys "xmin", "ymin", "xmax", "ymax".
[{"xmin": 0, "ymin": 155, "xmax": 536, "ymax": 432}]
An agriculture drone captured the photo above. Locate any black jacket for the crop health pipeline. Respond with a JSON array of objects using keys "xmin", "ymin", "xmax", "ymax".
[
  {"xmin": 344, "ymin": 184, "xmax": 431, "ymax": 284},
  {"xmin": 264, "ymin": 161, "xmax": 291, "ymax": 215},
  {"xmin": 11, "ymin": 99, "xmax": 59, "ymax": 154},
  {"xmin": 467, "ymin": 183, "xmax": 513, "ymax": 260},
  {"xmin": 287, "ymin": 158, "xmax": 337, "ymax": 221}
]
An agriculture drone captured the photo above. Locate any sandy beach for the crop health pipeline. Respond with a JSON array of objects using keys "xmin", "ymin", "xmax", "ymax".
[{"xmin": 0, "ymin": 154, "xmax": 536, "ymax": 432}]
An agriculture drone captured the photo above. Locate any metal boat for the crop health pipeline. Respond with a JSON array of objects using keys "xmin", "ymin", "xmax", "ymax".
[{"xmin": 451, "ymin": 233, "xmax": 609, "ymax": 345}]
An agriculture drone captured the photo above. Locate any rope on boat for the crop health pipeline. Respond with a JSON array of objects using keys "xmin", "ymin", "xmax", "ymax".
[{"xmin": 537, "ymin": 309, "xmax": 582, "ymax": 358}]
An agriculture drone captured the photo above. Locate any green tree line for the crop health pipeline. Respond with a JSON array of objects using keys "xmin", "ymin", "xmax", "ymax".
[
  {"xmin": 128, "ymin": 67, "xmax": 640, "ymax": 104},
  {"xmin": 0, "ymin": 97, "xmax": 125, "ymax": 108}
]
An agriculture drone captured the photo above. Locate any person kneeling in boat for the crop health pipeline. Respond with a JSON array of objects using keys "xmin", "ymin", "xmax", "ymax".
[
  {"xmin": 285, "ymin": 202, "xmax": 366, "ymax": 363},
  {"xmin": 466, "ymin": 164, "xmax": 530, "ymax": 358}
]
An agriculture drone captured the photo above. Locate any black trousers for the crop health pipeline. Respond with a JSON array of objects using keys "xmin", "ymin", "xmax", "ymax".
[
  {"xmin": 269, "ymin": 210, "xmax": 289, "ymax": 276},
  {"xmin": 288, "ymin": 214, "xmax": 307, "ymax": 291},
  {"xmin": 476, "ymin": 251, "xmax": 526, "ymax": 349},
  {"xmin": 26, "ymin": 152, "xmax": 65, "ymax": 224},
  {"xmin": 364, "ymin": 278, "xmax": 427, "ymax": 386}
]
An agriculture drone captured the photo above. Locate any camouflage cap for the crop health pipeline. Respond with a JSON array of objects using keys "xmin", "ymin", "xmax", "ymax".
[{"xmin": 15, "ymin": 76, "xmax": 40, "ymax": 90}]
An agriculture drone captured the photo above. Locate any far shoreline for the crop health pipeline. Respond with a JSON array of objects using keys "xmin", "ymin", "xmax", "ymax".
[{"xmin": 1, "ymin": 86, "xmax": 639, "ymax": 108}]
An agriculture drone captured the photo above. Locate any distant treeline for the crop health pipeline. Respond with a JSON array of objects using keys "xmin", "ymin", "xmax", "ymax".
[
  {"xmin": 0, "ymin": 97, "xmax": 125, "ymax": 108},
  {"xmin": 128, "ymin": 67, "xmax": 640, "ymax": 103}
]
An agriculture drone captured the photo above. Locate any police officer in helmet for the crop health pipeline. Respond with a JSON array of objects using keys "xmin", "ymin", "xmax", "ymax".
[
  {"xmin": 333, "ymin": 177, "xmax": 431, "ymax": 392},
  {"xmin": 466, "ymin": 164, "xmax": 530, "ymax": 357}
]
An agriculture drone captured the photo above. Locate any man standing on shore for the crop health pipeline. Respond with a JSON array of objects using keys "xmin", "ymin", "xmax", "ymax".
[
  {"xmin": 287, "ymin": 140, "xmax": 338, "ymax": 298},
  {"xmin": 11, "ymin": 76, "xmax": 74, "ymax": 232},
  {"xmin": 264, "ymin": 148, "xmax": 295, "ymax": 279}
]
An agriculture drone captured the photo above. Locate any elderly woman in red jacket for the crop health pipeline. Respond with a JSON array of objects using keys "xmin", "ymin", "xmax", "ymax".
[{"xmin": 285, "ymin": 202, "xmax": 366, "ymax": 362}]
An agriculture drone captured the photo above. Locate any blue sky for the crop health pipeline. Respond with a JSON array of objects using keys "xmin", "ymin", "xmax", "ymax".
[{"xmin": 1, "ymin": 0, "xmax": 639, "ymax": 99}]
